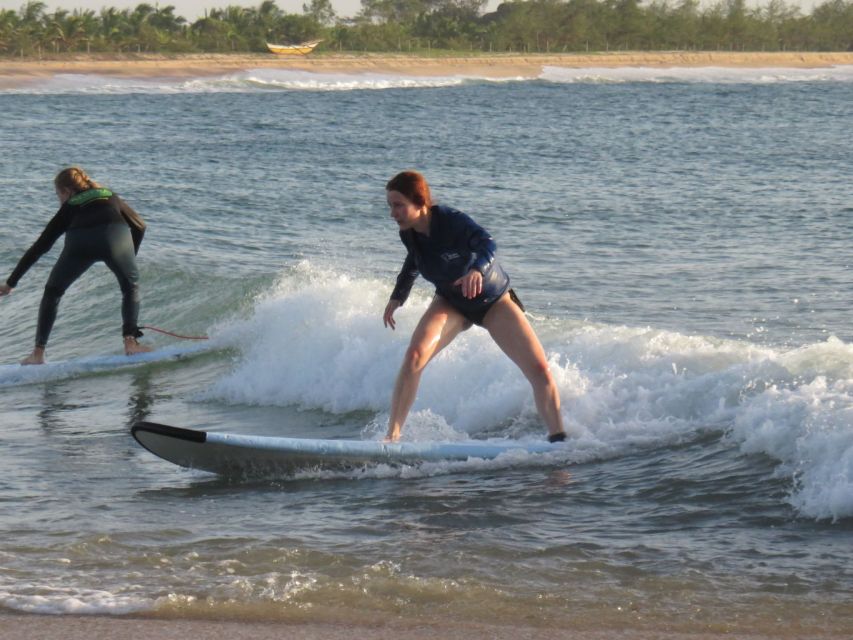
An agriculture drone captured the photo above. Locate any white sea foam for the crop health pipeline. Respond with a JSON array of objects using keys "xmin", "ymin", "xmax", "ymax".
[
  {"xmin": 540, "ymin": 64, "xmax": 853, "ymax": 84},
  {"xmin": 0, "ymin": 586, "xmax": 151, "ymax": 615},
  {"xmin": 7, "ymin": 64, "xmax": 851, "ymax": 94},
  {"xmin": 3, "ymin": 68, "xmax": 483, "ymax": 95},
  {"xmin": 219, "ymin": 68, "xmax": 474, "ymax": 91},
  {"xmin": 732, "ymin": 370, "xmax": 853, "ymax": 522},
  {"xmin": 207, "ymin": 262, "xmax": 853, "ymax": 520}
]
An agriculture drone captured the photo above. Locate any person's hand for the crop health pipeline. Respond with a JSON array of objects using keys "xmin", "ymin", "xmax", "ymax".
[
  {"xmin": 453, "ymin": 269, "xmax": 483, "ymax": 299},
  {"xmin": 383, "ymin": 299, "xmax": 402, "ymax": 330},
  {"xmin": 0, "ymin": 282, "xmax": 12, "ymax": 297}
]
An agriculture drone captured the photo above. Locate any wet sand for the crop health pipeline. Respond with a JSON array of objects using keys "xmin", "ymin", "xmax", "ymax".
[{"xmin": 2, "ymin": 612, "xmax": 849, "ymax": 640}]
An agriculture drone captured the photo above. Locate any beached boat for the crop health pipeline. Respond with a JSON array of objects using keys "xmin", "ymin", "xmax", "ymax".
[{"xmin": 265, "ymin": 40, "xmax": 322, "ymax": 56}]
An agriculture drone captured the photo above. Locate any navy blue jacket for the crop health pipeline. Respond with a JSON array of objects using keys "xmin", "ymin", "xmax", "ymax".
[{"xmin": 391, "ymin": 205, "xmax": 510, "ymax": 310}]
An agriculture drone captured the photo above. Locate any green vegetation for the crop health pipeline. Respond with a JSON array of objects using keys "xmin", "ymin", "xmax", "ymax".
[{"xmin": 1, "ymin": 0, "xmax": 852, "ymax": 57}]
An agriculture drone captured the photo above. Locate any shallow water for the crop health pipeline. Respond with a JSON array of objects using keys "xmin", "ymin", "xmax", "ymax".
[{"xmin": 0, "ymin": 66, "xmax": 851, "ymax": 632}]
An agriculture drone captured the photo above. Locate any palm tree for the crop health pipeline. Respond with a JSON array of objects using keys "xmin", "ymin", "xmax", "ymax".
[
  {"xmin": 99, "ymin": 7, "xmax": 130, "ymax": 51},
  {"xmin": 0, "ymin": 9, "xmax": 20, "ymax": 53},
  {"xmin": 149, "ymin": 4, "xmax": 186, "ymax": 34},
  {"xmin": 44, "ymin": 9, "xmax": 71, "ymax": 53},
  {"xmin": 304, "ymin": 0, "xmax": 337, "ymax": 25},
  {"xmin": 257, "ymin": 0, "xmax": 284, "ymax": 40}
]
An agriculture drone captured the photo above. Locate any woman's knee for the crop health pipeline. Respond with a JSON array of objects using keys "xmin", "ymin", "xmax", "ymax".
[
  {"xmin": 526, "ymin": 358, "xmax": 555, "ymax": 387},
  {"xmin": 120, "ymin": 280, "xmax": 140, "ymax": 299},
  {"xmin": 402, "ymin": 344, "xmax": 432, "ymax": 373},
  {"xmin": 42, "ymin": 283, "xmax": 66, "ymax": 302}
]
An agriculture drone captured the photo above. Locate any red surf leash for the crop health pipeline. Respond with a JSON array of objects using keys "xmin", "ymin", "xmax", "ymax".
[{"xmin": 140, "ymin": 325, "xmax": 209, "ymax": 341}]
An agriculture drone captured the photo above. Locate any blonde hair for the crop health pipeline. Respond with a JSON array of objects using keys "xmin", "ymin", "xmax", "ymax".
[{"xmin": 54, "ymin": 166, "xmax": 102, "ymax": 194}]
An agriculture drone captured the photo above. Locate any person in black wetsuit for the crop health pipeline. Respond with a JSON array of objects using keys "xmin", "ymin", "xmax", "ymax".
[
  {"xmin": 0, "ymin": 167, "xmax": 151, "ymax": 365},
  {"xmin": 382, "ymin": 170, "xmax": 566, "ymax": 443}
]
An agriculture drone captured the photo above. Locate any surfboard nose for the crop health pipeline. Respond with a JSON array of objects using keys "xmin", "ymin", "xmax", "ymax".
[{"xmin": 132, "ymin": 421, "xmax": 207, "ymax": 444}]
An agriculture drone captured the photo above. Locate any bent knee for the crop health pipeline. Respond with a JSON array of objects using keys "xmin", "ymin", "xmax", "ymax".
[
  {"xmin": 526, "ymin": 358, "xmax": 555, "ymax": 385},
  {"xmin": 43, "ymin": 284, "xmax": 67, "ymax": 301},
  {"xmin": 403, "ymin": 345, "xmax": 432, "ymax": 373},
  {"xmin": 120, "ymin": 282, "xmax": 140, "ymax": 298}
]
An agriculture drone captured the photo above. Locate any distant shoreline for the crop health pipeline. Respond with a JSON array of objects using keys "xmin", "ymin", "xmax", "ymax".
[{"xmin": 1, "ymin": 51, "xmax": 852, "ymax": 87}]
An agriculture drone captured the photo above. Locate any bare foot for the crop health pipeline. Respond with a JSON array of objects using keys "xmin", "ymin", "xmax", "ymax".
[
  {"xmin": 21, "ymin": 351, "xmax": 45, "ymax": 365},
  {"xmin": 124, "ymin": 337, "xmax": 153, "ymax": 356}
]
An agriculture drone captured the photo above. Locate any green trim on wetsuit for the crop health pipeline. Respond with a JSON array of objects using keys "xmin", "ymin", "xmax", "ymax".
[{"xmin": 68, "ymin": 188, "xmax": 113, "ymax": 206}]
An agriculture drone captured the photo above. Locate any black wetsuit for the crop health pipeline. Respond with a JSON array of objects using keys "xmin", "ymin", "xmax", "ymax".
[
  {"xmin": 6, "ymin": 188, "xmax": 146, "ymax": 348},
  {"xmin": 390, "ymin": 205, "xmax": 521, "ymax": 325}
]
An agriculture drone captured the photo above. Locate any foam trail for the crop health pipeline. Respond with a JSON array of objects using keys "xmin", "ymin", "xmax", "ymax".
[{"xmin": 207, "ymin": 262, "xmax": 853, "ymax": 520}]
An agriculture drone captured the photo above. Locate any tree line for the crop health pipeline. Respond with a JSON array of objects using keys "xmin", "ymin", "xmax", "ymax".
[{"xmin": 1, "ymin": 0, "xmax": 852, "ymax": 57}]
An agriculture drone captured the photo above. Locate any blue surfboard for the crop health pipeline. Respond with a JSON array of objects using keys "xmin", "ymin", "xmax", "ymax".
[{"xmin": 131, "ymin": 421, "xmax": 564, "ymax": 476}]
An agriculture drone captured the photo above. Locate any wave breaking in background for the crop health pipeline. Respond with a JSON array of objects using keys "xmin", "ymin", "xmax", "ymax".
[
  {"xmin": 5, "ymin": 64, "xmax": 853, "ymax": 94},
  {"xmin": 2, "ymin": 69, "xmax": 480, "ymax": 94},
  {"xmin": 540, "ymin": 64, "xmax": 853, "ymax": 84}
]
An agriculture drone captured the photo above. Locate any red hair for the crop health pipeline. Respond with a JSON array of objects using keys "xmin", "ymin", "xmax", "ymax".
[{"xmin": 386, "ymin": 171, "xmax": 432, "ymax": 209}]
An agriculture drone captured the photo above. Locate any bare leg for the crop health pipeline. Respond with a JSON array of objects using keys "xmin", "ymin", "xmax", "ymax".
[
  {"xmin": 21, "ymin": 346, "xmax": 46, "ymax": 366},
  {"xmin": 386, "ymin": 296, "xmax": 470, "ymax": 441},
  {"xmin": 482, "ymin": 294, "xmax": 565, "ymax": 438}
]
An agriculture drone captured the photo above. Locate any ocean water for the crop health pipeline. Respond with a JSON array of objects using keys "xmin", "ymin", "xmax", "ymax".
[{"xmin": 0, "ymin": 66, "xmax": 851, "ymax": 634}]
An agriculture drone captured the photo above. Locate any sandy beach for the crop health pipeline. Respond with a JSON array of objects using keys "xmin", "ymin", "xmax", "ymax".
[
  {"xmin": 1, "ymin": 51, "xmax": 852, "ymax": 87},
  {"xmin": 3, "ymin": 612, "xmax": 850, "ymax": 640}
]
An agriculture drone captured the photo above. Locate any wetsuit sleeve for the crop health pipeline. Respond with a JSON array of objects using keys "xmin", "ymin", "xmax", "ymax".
[
  {"xmin": 6, "ymin": 207, "xmax": 71, "ymax": 287},
  {"xmin": 117, "ymin": 197, "xmax": 146, "ymax": 254},
  {"xmin": 390, "ymin": 252, "xmax": 419, "ymax": 304},
  {"xmin": 457, "ymin": 211, "xmax": 497, "ymax": 274}
]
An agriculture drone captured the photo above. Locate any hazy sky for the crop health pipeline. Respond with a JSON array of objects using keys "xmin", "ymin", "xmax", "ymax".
[{"xmin": 0, "ymin": 0, "xmax": 822, "ymax": 21}]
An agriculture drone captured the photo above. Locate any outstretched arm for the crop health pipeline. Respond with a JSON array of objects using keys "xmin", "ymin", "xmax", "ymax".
[
  {"xmin": 6, "ymin": 208, "xmax": 70, "ymax": 288},
  {"xmin": 389, "ymin": 252, "xmax": 418, "ymax": 306}
]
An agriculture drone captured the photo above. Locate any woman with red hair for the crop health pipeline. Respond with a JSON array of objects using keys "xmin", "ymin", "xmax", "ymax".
[{"xmin": 383, "ymin": 170, "xmax": 566, "ymax": 443}]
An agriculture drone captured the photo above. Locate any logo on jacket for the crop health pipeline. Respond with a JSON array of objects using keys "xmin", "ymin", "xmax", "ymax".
[{"xmin": 440, "ymin": 251, "xmax": 462, "ymax": 262}]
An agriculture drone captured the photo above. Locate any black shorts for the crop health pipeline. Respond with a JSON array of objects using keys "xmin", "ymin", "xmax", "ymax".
[{"xmin": 440, "ymin": 288, "xmax": 525, "ymax": 326}]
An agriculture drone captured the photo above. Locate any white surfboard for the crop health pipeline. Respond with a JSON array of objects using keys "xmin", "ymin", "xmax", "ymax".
[
  {"xmin": 131, "ymin": 421, "xmax": 563, "ymax": 476},
  {"xmin": 0, "ymin": 342, "xmax": 210, "ymax": 388}
]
